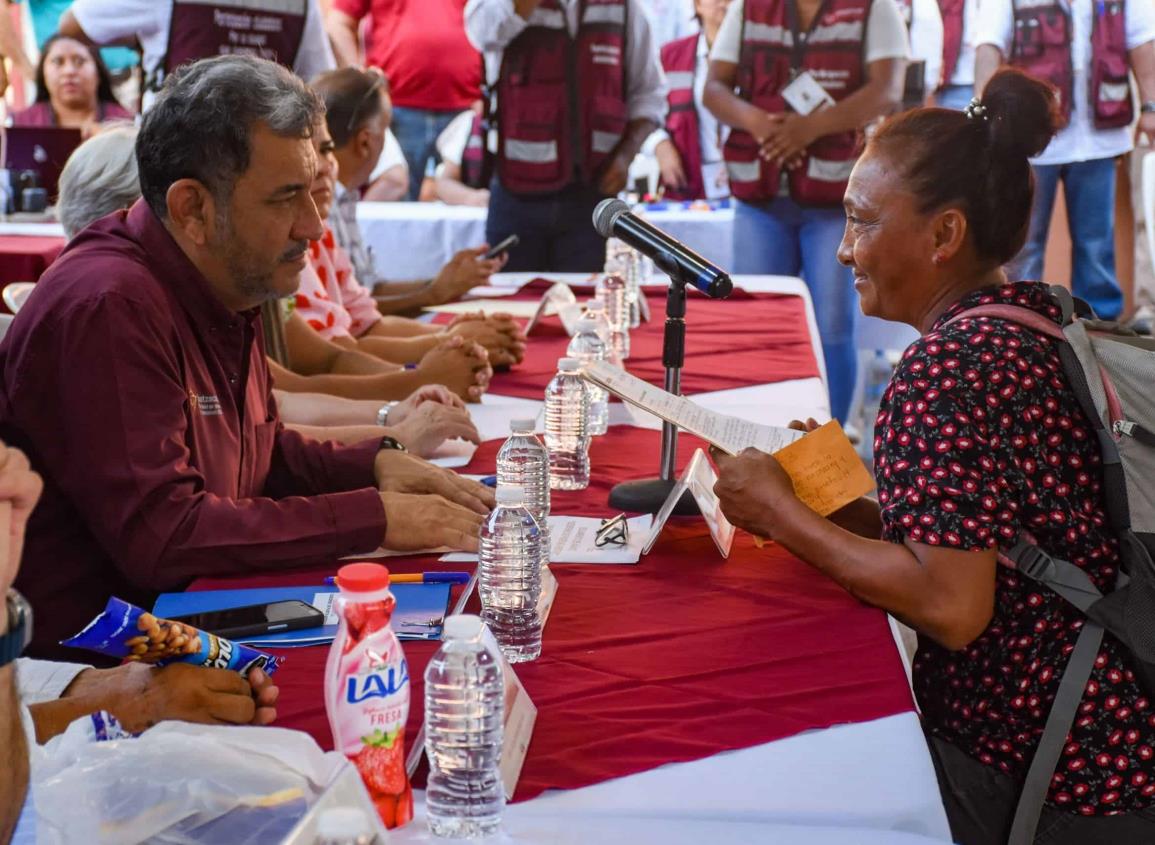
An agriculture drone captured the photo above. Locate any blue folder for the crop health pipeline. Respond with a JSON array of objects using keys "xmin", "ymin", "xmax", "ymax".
[{"xmin": 153, "ymin": 583, "xmax": 451, "ymax": 648}]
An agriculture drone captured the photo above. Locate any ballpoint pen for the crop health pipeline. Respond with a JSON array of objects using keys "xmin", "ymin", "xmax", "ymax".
[{"xmin": 324, "ymin": 571, "xmax": 471, "ymax": 586}]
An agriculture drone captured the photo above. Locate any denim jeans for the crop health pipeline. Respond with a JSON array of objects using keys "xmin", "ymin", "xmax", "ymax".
[
  {"xmin": 733, "ymin": 197, "xmax": 857, "ymax": 423},
  {"xmin": 486, "ymin": 179, "xmax": 607, "ymax": 272},
  {"xmin": 1007, "ymin": 157, "xmax": 1122, "ymax": 319},
  {"xmin": 390, "ymin": 106, "xmax": 458, "ymax": 201},
  {"xmin": 937, "ymin": 84, "xmax": 975, "ymax": 111},
  {"xmin": 927, "ymin": 734, "xmax": 1155, "ymax": 845}
]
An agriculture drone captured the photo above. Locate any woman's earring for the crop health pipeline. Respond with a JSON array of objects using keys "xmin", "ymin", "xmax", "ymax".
[{"xmin": 932, "ymin": 253, "xmax": 944, "ymax": 266}]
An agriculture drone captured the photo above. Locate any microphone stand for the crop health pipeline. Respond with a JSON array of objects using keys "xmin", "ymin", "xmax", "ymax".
[{"xmin": 607, "ymin": 250, "xmax": 698, "ymax": 516}]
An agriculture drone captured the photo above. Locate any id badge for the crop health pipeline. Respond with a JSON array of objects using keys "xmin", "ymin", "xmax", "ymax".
[{"xmin": 781, "ymin": 70, "xmax": 834, "ymax": 116}]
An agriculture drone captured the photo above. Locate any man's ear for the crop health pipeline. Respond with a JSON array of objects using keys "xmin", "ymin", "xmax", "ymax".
[
  {"xmin": 164, "ymin": 179, "xmax": 217, "ymax": 247},
  {"xmin": 354, "ymin": 126, "xmax": 374, "ymax": 161}
]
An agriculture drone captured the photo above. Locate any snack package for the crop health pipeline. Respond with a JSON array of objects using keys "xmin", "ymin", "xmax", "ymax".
[{"xmin": 62, "ymin": 597, "xmax": 281, "ymax": 677}]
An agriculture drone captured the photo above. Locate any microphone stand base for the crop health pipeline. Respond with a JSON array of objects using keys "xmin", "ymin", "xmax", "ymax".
[{"xmin": 608, "ymin": 477, "xmax": 698, "ymax": 516}]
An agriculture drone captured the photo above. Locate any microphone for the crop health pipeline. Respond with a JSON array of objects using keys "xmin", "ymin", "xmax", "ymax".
[{"xmin": 593, "ymin": 198, "xmax": 732, "ymax": 299}]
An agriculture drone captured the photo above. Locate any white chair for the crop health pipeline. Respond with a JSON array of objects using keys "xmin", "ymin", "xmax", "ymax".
[{"xmin": 3, "ymin": 282, "xmax": 35, "ymax": 314}]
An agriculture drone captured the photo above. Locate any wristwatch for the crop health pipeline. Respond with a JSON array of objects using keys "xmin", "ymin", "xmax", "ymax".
[
  {"xmin": 376, "ymin": 401, "xmax": 398, "ymax": 427},
  {"xmin": 0, "ymin": 589, "xmax": 32, "ymax": 668},
  {"xmin": 378, "ymin": 435, "xmax": 407, "ymax": 453},
  {"xmin": 1142, "ymin": 102, "xmax": 1155, "ymax": 114}
]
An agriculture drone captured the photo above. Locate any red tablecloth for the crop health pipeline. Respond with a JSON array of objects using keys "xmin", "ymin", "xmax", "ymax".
[
  {"xmin": 453, "ymin": 279, "xmax": 820, "ymax": 401},
  {"xmin": 0, "ymin": 235, "xmax": 64, "ymax": 311},
  {"xmin": 193, "ymin": 428, "xmax": 913, "ymax": 802}
]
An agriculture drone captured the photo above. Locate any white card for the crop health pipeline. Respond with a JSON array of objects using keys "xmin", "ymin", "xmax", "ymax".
[
  {"xmin": 781, "ymin": 70, "xmax": 834, "ymax": 116},
  {"xmin": 441, "ymin": 516, "xmax": 653, "ymax": 565},
  {"xmin": 684, "ymin": 450, "xmax": 734, "ymax": 558},
  {"xmin": 525, "ymin": 282, "xmax": 577, "ymax": 335},
  {"xmin": 643, "ymin": 472, "xmax": 693, "ymax": 555},
  {"xmin": 479, "ymin": 625, "xmax": 538, "ymax": 800}
]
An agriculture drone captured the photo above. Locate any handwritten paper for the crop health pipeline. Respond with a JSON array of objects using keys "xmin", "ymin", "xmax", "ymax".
[
  {"xmin": 583, "ymin": 360, "xmax": 803, "ymax": 455},
  {"xmin": 774, "ymin": 421, "xmax": 875, "ymax": 516}
]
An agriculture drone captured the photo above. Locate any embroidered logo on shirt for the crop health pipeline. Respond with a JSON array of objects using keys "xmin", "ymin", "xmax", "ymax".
[{"xmin": 188, "ymin": 391, "xmax": 223, "ymax": 416}]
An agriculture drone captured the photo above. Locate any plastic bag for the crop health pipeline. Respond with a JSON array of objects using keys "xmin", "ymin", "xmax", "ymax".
[{"xmin": 33, "ymin": 719, "xmax": 349, "ymax": 844}]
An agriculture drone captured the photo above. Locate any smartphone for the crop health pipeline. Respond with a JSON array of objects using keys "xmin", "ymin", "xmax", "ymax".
[
  {"xmin": 483, "ymin": 234, "xmax": 519, "ymax": 260},
  {"xmin": 170, "ymin": 600, "xmax": 326, "ymax": 639}
]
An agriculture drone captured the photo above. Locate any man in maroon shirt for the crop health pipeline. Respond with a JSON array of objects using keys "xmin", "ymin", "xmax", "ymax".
[
  {"xmin": 0, "ymin": 55, "xmax": 492, "ymax": 661},
  {"xmin": 326, "ymin": 0, "xmax": 481, "ymax": 200}
]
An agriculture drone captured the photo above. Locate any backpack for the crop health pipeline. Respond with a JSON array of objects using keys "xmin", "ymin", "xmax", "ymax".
[{"xmin": 944, "ymin": 285, "xmax": 1155, "ymax": 843}]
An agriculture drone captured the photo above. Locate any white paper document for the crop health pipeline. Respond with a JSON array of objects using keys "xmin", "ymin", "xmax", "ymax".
[
  {"xmin": 440, "ymin": 514, "xmax": 653, "ymax": 565},
  {"xmin": 525, "ymin": 282, "xmax": 578, "ymax": 334},
  {"xmin": 583, "ymin": 360, "xmax": 804, "ymax": 455}
]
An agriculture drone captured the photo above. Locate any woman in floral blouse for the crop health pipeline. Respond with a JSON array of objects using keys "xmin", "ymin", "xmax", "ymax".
[{"xmin": 713, "ymin": 69, "xmax": 1155, "ymax": 843}]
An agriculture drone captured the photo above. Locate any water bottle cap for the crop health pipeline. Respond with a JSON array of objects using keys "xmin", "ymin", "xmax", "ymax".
[
  {"xmin": 496, "ymin": 484, "xmax": 525, "ymax": 505},
  {"xmin": 558, "ymin": 357, "xmax": 581, "ymax": 373},
  {"xmin": 335, "ymin": 562, "xmax": 390, "ymax": 592},
  {"xmin": 576, "ymin": 318, "xmax": 600, "ymax": 333},
  {"xmin": 510, "ymin": 418, "xmax": 536, "ymax": 432},
  {"xmin": 442, "ymin": 614, "xmax": 484, "ymax": 641},
  {"xmin": 315, "ymin": 807, "xmax": 372, "ymax": 840}
]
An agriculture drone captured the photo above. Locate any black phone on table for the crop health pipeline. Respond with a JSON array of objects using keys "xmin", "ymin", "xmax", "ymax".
[{"xmin": 170, "ymin": 600, "xmax": 325, "ymax": 639}]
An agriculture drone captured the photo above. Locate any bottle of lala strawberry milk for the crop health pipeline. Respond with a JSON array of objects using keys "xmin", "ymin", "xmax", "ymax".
[{"xmin": 324, "ymin": 562, "xmax": 414, "ymax": 829}]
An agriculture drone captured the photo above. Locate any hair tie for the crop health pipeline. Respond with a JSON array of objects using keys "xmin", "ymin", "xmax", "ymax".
[{"xmin": 964, "ymin": 98, "xmax": 989, "ymax": 122}]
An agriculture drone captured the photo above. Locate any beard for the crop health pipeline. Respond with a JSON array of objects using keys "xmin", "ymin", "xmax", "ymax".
[{"xmin": 215, "ymin": 209, "xmax": 308, "ymax": 304}]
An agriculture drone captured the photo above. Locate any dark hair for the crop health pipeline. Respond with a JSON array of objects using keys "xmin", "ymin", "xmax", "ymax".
[
  {"xmin": 868, "ymin": 68, "xmax": 1061, "ymax": 267},
  {"xmin": 311, "ymin": 67, "xmax": 390, "ymax": 148},
  {"xmin": 35, "ymin": 33, "xmax": 118, "ymax": 107},
  {"xmin": 137, "ymin": 55, "xmax": 323, "ymax": 219}
]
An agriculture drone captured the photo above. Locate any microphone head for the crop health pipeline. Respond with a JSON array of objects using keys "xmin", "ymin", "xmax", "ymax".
[{"xmin": 592, "ymin": 198, "xmax": 630, "ymax": 239}]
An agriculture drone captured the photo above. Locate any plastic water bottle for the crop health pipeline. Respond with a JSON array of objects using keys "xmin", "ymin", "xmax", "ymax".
[
  {"xmin": 424, "ymin": 614, "xmax": 505, "ymax": 839},
  {"xmin": 496, "ymin": 419, "xmax": 550, "ymax": 527},
  {"xmin": 595, "ymin": 273, "xmax": 630, "ymax": 361},
  {"xmin": 478, "ymin": 484, "xmax": 544, "ymax": 662},
  {"xmin": 566, "ymin": 319, "xmax": 609, "ymax": 435},
  {"xmin": 543, "ymin": 357, "xmax": 590, "ymax": 490},
  {"xmin": 324, "ymin": 562, "xmax": 413, "ymax": 830},
  {"xmin": 583, "ymin": 299, "xmax": 612, "ymax": 346}
]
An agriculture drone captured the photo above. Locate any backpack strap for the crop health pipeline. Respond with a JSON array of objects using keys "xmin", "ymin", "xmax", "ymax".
[
  {"xmin": 943, "ymin": 304, "xmax": 1067, "ymax": 339},
  {"xmin": 1008, "ymin": 620, "xmax": 1105, "ymax": 845}
]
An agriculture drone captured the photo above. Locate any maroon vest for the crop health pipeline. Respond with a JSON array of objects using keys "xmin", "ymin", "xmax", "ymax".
[
  {"xmin": 495, "ymin": 0, "xmax": 628, "ymax": 195},
  {"xmin": 1010, "ymin": 0, "xmax": 1131, "ymax": 130},
  {"xmin": 938, "ymin": 0, "xmax": 966, "ymax": 87},
  {"xmin": 162, "ymin": 0, "xmax": 307, "ymax": 81},
  {"xmin": 723, "ymin": 0, "xmax": 871, "ymax": 206},
  {"xmin": 660, "ymin": 35, "xmax": 705, "ymax": 201}
]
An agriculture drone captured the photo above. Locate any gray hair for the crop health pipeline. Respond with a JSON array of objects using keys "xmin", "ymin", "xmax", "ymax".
[
  {"xmin": 57, "ymin": 122, "xmax": 140, "ymax": 239},
  {"xmin": 136, "ymin": 55, "xmax": 323, "ymax": 218}
]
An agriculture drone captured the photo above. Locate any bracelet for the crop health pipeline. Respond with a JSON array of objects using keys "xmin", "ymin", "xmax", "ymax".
[
  {"xmin": 1142, "ymin": 102, "xmax": 1155, "ymax": 114},
  {"xmin": 376, "ymin": 401, "xmax": 397, "ymax": 427}
]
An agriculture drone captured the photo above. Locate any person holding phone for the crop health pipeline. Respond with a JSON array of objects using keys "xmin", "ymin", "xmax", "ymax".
[{"xmin": 702, "ymin": 0, "xmax": 908, "ymax": 424}]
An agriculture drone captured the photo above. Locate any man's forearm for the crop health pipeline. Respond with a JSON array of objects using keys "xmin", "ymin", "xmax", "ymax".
[
  {"xmin": 704, "ymin": 75, "xmax": 766, "ymax": 134},
  {"xmin": 614, "ymin": 118, "xmax": 659, "ymax": 165},
  {"xmin": 355, "ymin": 334, "xmax": 436, "ymax": 366},
  {"xmin": 272, "ymin": 368, "xmax": 426, "ymax": 401},
  {"xmin": 1130, "ymin": 40, "xmax": 1155, "ymax": 102},
  {"xmin": 974, "ymin": 44, "xmax": 1004, "ymax": 96},
  {"xmin": 373, "ymin": 281, "xmax": 440, "ymax": 315},
  {"xmin": 325, "ymin": 12, "xmax": 362, "ymax": 67},
  {"xmin": 1, "ymin": 663, "xmax": 29, "ymax": 843}
]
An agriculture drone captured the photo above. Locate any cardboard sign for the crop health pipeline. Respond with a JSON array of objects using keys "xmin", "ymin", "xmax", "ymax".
[
  {"xmin": 643, "ymin": 449, "xmax": 733, "ymax": 558},
  {"xmin": 774, "ymin": 420, "xmax": 875, "ymax": 516}
]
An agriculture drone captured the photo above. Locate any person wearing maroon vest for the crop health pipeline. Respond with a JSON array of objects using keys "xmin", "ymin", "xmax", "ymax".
[
  {"xmin": 935, "ymin": 0, "xmax": 978, "ymax": 109},
  {"xmin": 465, "ymin": 0, "xmax": 668, "ymax": 272},
  {"xmin": 974, "ymin": 0, "xmax": 1155, "ymax": 321},
  {"xmin": 61, "ymin": 0, "xmax": 335, "ymax": 112},
  {"xmin": 642, "ymin": 0, "xmax": 732, "ymax": 200},
  {"xmin": 703, "ymin": 0, "xmax": 908, "ymax": 424}
]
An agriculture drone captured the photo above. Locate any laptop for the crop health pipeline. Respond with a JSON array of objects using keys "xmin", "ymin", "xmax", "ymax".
[{"xmin": 4, "ymin": 126, "xmax": 84, "ymax": 204}]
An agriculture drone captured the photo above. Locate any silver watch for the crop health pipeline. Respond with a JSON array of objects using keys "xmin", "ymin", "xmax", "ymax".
[{"xmin": 376, "ymin": 402, "xmax": 398, "ymax": 427}]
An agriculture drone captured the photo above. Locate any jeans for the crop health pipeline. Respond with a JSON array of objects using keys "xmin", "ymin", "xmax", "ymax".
[
  {"xmin": 937, "ymin": 84, "xmax": 975, "ymax": 111},
  {"xmin": 926, "ymin": 734, "xmax": 1155, "ymax": 845},
  {"xmin": 1007, "ymin": 157, "xmax": 1122, "ymax": 319},
  {"xmin": 390, "ymin": 106, "xmax": 458, "ymax": 201},
  {"xmin": 486, "ymin": 179, "xmax": 607, "ymax": 272},
  {"xmin": 733, "ymin": 197, "xmax": 857, "ymax": 423}
]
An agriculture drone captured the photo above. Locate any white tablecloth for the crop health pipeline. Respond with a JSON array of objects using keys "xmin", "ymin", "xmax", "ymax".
[{"xmin": 356, "ymin": 202, "xmax": 735, "ymax": 282}]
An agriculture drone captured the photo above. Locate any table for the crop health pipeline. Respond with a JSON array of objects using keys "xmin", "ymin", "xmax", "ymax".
[
  {"xmin": 356, "ymin": 202, "xmax": 735, "ymax": 282},
  {"xmin": 190, "ymin": 273, "xmax": 950, "ymax": 842}
]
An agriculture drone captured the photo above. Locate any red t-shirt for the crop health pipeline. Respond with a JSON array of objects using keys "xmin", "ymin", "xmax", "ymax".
[{"xmin": 334, "ymin": 0, "xmax": 480, "ymax": 111}]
